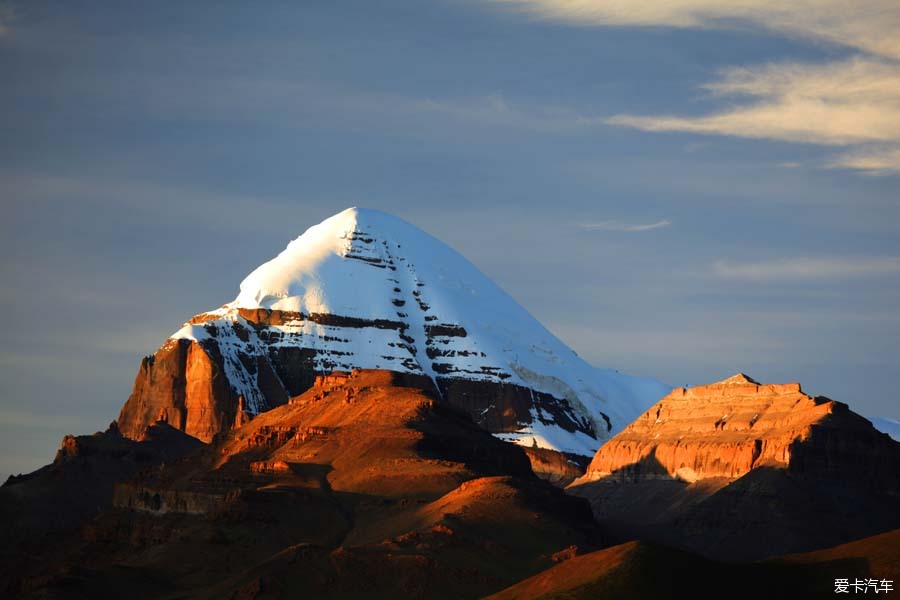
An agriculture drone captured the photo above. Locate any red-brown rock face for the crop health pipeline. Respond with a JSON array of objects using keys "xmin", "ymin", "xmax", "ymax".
[
  {"xmin": 117, "ymin": 338, "xmax": 264, "ymax": 443},
  {"xmin": 576, "ymin": 373, "xmax": 898, "ymax": 487},
  {"xmin": 568, "ymin": 373, "xmax": 900, "ymax": 561},
  {"xmin": 521, "ymin": 447, "xmax": 589, "ymax": 487},
  {"xmin": 117, "ymin": 344, "xmax": 597, "ymax": 483}
]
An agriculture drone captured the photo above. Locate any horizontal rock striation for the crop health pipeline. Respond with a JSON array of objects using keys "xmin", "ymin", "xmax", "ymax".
[
  {"xmin": 118, "ymin": 308, "xmax": 602, "ymax": 452},
  {"xmin": 576, "ymin": 373, "xmax": 899, "ymax": 486},
  {"xmin": 568, "ymin": 373, "xmax": 900, "ymax": 560}
]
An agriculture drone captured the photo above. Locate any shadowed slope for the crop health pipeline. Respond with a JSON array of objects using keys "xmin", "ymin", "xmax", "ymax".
[
  {"xmin": 486, "ymin": 529, "xmax": 900, "ymax": 600},
  {"xmin": 0, "ymin": 422, "xmax": 204, "ymax": 593},
  {"xmin": 10, "ymin": 370, "xmax": 603, "ymax": 600}
]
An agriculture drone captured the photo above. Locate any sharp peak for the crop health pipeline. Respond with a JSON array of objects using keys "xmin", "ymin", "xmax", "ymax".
[
  {"xmin": 232, "ymin": 205, "xmax": 472, "ymax": 311},
  {"xmin": 333, "ymin": 206, "xmax": 386, "ymax": 218},
  {"xmin": 715, "ymin": 373, "xmax": 761, "ymax": 385},
  {"xmin": 322, "ymin": 206, "xmax": 412, "ymax": 228}
]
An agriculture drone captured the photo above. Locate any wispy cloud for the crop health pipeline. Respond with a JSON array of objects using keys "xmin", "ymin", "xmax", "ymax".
[
  {"xmin": 490, "ymin": 1, "xmax": 900, "ymax": 60},
  {"xmin": 579, "ymin": 219, "xmax": 671, "ymax": 232},
  {"xmin": 411, "ymin": 93, "xmax": 608, "ymax": 132},
  {"xmin": 712, "ymin": 257, "xmax": 900, "ymax": 281},
  {"xmin": 829, "ymin": 146, "xmax": 900, "ymax": 175},
  {"xmin": 610, "ymin": 59, "xmax": 900, "ymax": 146},
  {"xmin": 491, "ymin": 1, "xmax": 900, "ymax": 174},
  {"xmin": 607, "ymin": 59, "xmax": 900, "ymax": 173}
]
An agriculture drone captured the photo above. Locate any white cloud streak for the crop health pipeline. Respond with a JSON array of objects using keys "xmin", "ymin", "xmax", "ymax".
[
  {"xmin": 490, "ymin": 1, "xmax": 900, "ymax": 60},
  {"xmin": 829, "ymin": 147, "xmax": 900, "ymax": 175},
  {"xmin": 491, "ymin": 1, "xmax": 900, "ymax": 174},
  {"xmin": 579, "ymin": 219, "xmax": 671, "ymax": 232},
  {"xmin": 610, "ymin": 59, "xmax": 900, "ymax": 146},
  {"xmin": 712, "ymin": 257, "xmax": 900, "ymax": 281}
]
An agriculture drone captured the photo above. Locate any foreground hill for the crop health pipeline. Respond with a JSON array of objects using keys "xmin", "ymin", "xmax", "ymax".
[
  {"xmin": 486, "ymin": 529, "xmax": 900, "ymax": 600},
  {"xmin": 568, "ymin": 374, "xmax": 900, "ymax": 560},
  {"xmin": 4, "ymin": 370, "xmax": 604, "ymax": 599},
  {"xmin": 0, "ymin": 422, "xmax": 205, "ymax": 594}
]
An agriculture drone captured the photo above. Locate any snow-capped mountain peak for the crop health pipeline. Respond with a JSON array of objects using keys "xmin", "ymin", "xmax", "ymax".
[{"xmin": 124, "ymin": 207, "xmax": 669, "ymax": 458}]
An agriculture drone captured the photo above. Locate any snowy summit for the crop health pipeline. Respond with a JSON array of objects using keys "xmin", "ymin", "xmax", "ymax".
[{"xmin": 166, "ymin": 207, "xmax": 669, "ymax": 457}]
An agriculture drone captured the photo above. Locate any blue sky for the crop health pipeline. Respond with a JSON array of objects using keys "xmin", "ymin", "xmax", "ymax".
[{"xmin": 2, "ymin": 0, "xmax": 899, "ymax": 478}]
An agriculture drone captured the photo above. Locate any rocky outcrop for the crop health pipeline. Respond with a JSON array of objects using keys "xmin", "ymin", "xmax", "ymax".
[
  {"xmin": 117, "ymin": 337, "xmax": 283, "ymax": 443},
  {"xmin": 576, "ymin": 373, "xmax": 899, "ymax": 487},
  {"xmin": 521, "ymin": 447, "xmax": 589, "ymax": 486},
  {"xmin": 568, "ymin": 374, "xmax": 900, "ymax": 560},
  {"xmin": 112, "ymin": 485, "xmax": 237, "ymax": 515}
]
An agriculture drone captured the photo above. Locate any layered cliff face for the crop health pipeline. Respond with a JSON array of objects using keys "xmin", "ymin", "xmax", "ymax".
[
  {"xmin": 117, "ymin": 208, "xmax": 668, "ymax": 458},
  {"xmin": 569, "ymin": 374, "xmax": 900, "ymax": 560},
  {"xmin": 117, "ymin": 338, "xmax": 252, "ymax": 442},
  {"xmin": 579, "ymin": 372, "xmax": 787, "ymax": 483},
  {"xmin": 575, "ymin": 373, "xmax": 899, "ymax": 487}
]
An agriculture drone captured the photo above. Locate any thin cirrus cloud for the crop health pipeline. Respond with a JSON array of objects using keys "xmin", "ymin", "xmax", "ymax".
[
  {"xmin": 712, "ymin": 257, "xmax": 900, "ymax": 281},
  {"xmin": 489, "ymin": 1, "xmax": 900, "ymax": 59},
  {"xmin": 411, "ymin": 94, "xmax": 608, "ymax": 132},
  {"xmin": 828, "ymin": 147, "xmax": 900, "ymax": 175},
  {"xmin": 606, "ymin": 58, "xmax": 900, "ymax": 173},
  {"xmin": 579, "ymin": 219, "xmax": 671, "ymax": 232},
  {"xmin": 490, "ymin": 1, "xmax": 900, "ymax": 174}
]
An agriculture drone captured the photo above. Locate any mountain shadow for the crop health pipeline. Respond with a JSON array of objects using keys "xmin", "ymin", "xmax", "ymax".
[{"xmin": 1, "ymin": 370, "xmax": 606, "ymax": 600}]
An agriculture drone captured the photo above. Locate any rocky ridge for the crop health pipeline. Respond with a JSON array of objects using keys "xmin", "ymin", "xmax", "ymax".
[
  {"xmin": 568, "ymin": 374, "xmax": 900, "ymax": 560},
  {"xmin": 577, "ymin": 373, "xmax": 898, "ymax": 486}
]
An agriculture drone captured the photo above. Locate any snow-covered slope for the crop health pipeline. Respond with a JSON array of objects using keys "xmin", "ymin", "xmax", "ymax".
[
  {"xmin": 162, "ymin": 208, "xmax": 669, "ymax": 456},
  {"xmin": 870, "ymin": 417, "xmax": 900, "ymax": 441}
]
